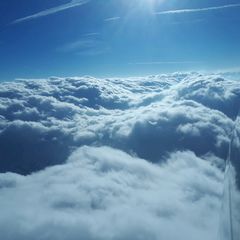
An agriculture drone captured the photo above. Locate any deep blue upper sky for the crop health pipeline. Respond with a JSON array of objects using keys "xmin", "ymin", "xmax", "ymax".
[{"xmin": 0, "ymin": 0, "xmax": 240, "ymax": 80}]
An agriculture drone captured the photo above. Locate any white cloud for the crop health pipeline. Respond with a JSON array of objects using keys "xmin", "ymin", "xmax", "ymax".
[
  {"xmin": 129, "ymin": 61, "xmax": 201, "ymax": 65},
  {"xmin": 57, "ymin": 34, "xmax": 109, "ymax": 56},
  {"xmin": 0, "ymin": 146, "xmax": 224, "ymax": 240},
  {"xmin": 0, "ymin": 73, "xmax": 239, "ymax": 174},
  {"xmin": 11, "ymin": 0, "xmax": 89, "ymax": 24},
  {"xmin": 104, "ymin": 17, "xmax": 121, "ymax": 22},
  {"xmin": 155, "ymin": 3, "xmax": 240, "ymax": 15},
  {"xmin": 0, "ymin": 72, "xmax": 240, "ymax": 239}
]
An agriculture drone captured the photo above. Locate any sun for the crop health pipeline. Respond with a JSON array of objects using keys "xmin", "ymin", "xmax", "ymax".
[
  {"xmin": 138, "ymin": 0, "xmax": 165, "ymax": 13},
  {"xmin": 119, "ymin": 0, "xmax": 166, "ymax": 23}
]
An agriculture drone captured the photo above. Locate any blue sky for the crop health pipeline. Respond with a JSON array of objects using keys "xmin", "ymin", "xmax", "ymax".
[{"xmin": 0, "ymin": 0, "xmax": 240, "ymax": 80}]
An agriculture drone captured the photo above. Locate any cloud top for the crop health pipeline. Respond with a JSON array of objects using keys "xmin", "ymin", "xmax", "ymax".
[
  {"xmin": 0, "ymin": 72, "xmax": 240, "ymax": 239},
  {"xmin": 0, "ymin": 72, "xmax": 239, "ymax": 174},
  {"xmin": 0, "ymin": 146, "xmax": 224, "ymax": 240}
]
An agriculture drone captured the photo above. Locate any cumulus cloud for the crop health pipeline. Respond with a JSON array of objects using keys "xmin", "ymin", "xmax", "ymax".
[
  {"xmin": 0, "ymin": 146, "xmax": 224, "ymax": 240},
  {"xmin": 121, "ymin": 100, "xmax": 232, "ymax": 161},
  {"xmin": 0, "ymin": 72, "xmax": 240, "ymax": 239},
  {"xmin": 0, "ymin": 73, "xmax": 239, "ymax": 174}
]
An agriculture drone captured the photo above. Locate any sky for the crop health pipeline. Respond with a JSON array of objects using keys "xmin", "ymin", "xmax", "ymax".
[{"xmin": 0, "ymin": 0, "xmax": 240, "ymax": 80}]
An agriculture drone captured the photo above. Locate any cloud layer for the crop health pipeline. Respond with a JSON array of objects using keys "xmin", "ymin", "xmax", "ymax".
[
  {"xmin": 0, "ymin": 72, "xmax": 240, "ymax": 239},
  {"xmin": 0, "ymin": 73, "xmax": 239, "ymax": 174},
  {"xmin": 0, "ymin": 146, "xmax": 223, "ymax": 240}
]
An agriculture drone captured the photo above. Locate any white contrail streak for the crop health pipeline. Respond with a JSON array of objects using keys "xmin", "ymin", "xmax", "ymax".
[
  {"xmin": 155, "ymin": 3, "xmax": 240, "ymax": 15},
  {"xmin": 11, "ymin": 0, "xmax": 89, "ymax": 24}
]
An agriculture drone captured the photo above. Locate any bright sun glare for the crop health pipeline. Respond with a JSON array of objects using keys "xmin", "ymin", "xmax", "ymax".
[{"xmin": 138, "ymin": 0, "xmax": 165, "ymax": 12}]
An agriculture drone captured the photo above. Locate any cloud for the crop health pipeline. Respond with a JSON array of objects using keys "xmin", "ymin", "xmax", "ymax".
[
  {"xmin": 58, "ymin": 35, "xmax": 109, "ymax": 56},
  {"xmin": 11, "ymin": 0, "xmax": 89, "ymax": 25},
  {"xmin": 104, "ymin": 17, "xmax": 121, "ymax": 22},
  {"xmin": 155, "ymin": 3, "xmax": 240, "ymax": 15},
  {"xmin": 0, "ymin": 73, "xmax": 239, "ymax": 174},
  {"xmin": 0, "ymin": 72, "xmax": 240, "ymax": 239},
  {"xmin": 121, "ymin": 100, "xmax": 233, "ymax": 162},
  {"xmin": 82, "ymin": 32, "xmax": 100, "ymax": 37},
  {"xmin": 0, "ymin": 146, "xmax": 224, "ymax": 240}
]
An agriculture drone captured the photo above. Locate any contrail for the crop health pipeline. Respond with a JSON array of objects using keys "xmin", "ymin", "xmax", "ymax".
[
  {"xmin": 11, "ymin": 0, "xmax": 89, "ymax": 25},
  {"xmin": 155, "ymin": 3, "xmax": 240, "ymax": 15}
]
